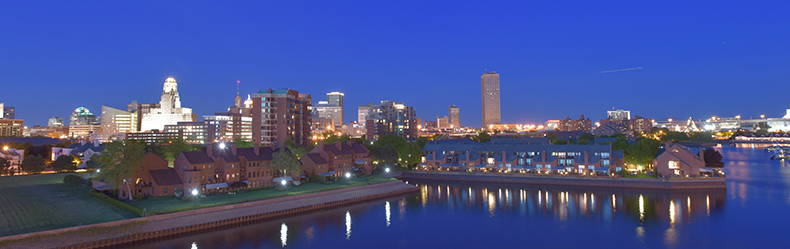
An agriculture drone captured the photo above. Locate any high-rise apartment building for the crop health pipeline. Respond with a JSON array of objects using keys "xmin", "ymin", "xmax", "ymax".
[
  {"xmin": 607, "ymin": 109, "xmax": 631, "ymax": 121},
  {"xmin": 251, "ymin": 88, "xmax": 312, "ymax": 147},
  {"xmin": 0, "ymin": 119, "xmax": 23, "ymax": 137},
  {"xmin": 481, "ymin": 72, "xmax": 501, "ymax": 129},
  {"xmin": 559, "ymin": 115, "xmax": 592, "ymax": 132},
  {"xmin": 448, "ymin": 105, "xmax": 460, "ymax": 128},
  {"xmin": 101, "ymin": 105, "xmax": 138, "ymax": 133},
  {"xmin": 365, "ymin": 100, "xmax": 417, "ymax": 140}
]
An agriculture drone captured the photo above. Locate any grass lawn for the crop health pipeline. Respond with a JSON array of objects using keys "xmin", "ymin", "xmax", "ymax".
[
  {"xmin": 0, "ymin": 173, "xmax": 139, "ymax": 237},
  {"xmin": 128, "ymin": 177, "xmax": 397, "ymax": 214}
]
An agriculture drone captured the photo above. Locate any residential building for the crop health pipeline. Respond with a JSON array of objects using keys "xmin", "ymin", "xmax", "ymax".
[
  {"xmin": 423, "ymin": 121, "xmax": 437, "ymax": 130},
  {"xmin": 51, "ymin": 141, "xmax": 103, "ymax": 168},
  {"xmin": 203, "ymin": 112, "xmax": 253, "ymax": 143},
  {"xmin": 365, "ymin": 100, "xmax": 417, "ymax": 140},
  {"xmin": 70, "ymin": 107, "xmax": 98, "ymax": 126},
  {"xmin": 653, "ymin": 141, "xmax": 705, "ymax": 178},
  {"xmin": 340, "ymin": 122, "xmax": 366, "ymax": 138},
  {"xmin": 48, "ymin": 117, "xmax": 64, "ymax": 127},
  {"xmin": 101, "ymin": 105, "xmax": 138, "ymax": 133},
  {"xmin": 558, "ymin": 115, "xmax": 592, "ymax": 132},
  {"xmin": 0, "ymin": 147, "xmax": 24, "ymax": 174},
  {"xmin": 481, "ymin": 72, "xmax": 501, "ymax": 128},
  {"xmin": 140, "ymin": 77, "xmax": 194, "ymax": 132},
  {"xmin": 174, "ymin": 144, "xmax": 281, "ymax": 195},
  {"xmin": 236, "ymin": 144, "xmax": 279, "ymax": 188},
  {"xmin": 420, "ymin": 140, "xmax": 624, "ymax": 175},
  {"xmin": 449, "ymin": 105, "xmax": 460, "ymax": 129},
  {"xmin": 312, "ymin": 117, "xmax": 335, "ymax": 134},
  {"xmin": 300, "ymin": 141, "xmax": 372, "ymax": 179},
  {"xmin": 115, "ymin": 152, "xmax": 181, "ymax": 199},
  {"xmin": 594, "ymin": 115, "xmax": 653, "ymax": 137},
  {"xmin": 251, "ymin": 88, "xmax": 312, "ymax": 147},
  {"xmin": 0, "ymin": 119, "xmax": 23, "ymax": 137},
  {"xmin": 90, "ymin": 132, "xmax": 127, "ymax": 143}
]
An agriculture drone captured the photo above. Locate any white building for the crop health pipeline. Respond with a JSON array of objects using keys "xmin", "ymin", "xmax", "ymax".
[{"xmin": 141, "ymin": 77, "xmax": 194, "ymax": 132}]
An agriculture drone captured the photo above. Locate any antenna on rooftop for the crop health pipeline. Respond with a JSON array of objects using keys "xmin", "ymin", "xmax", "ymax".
[{"xmin": 237, "ymin": 80, "xmax": 240, "ymax": 97}]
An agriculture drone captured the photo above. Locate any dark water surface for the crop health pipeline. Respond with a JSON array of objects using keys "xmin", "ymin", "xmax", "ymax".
[{"xmin": 126, "ymin": 147, "xmax": 790, "ymax": 248}]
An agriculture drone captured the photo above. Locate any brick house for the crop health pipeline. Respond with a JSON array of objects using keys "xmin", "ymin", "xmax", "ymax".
[
  {"xmin": 301, "ymin": 141, "xmax": 373, "ymax": 179},
  {"xmin": 236, "ymin": 144, "xmax": 279, "ymax": 188},
  {"xmin": 653, "ymin": 141, "xmax": 704, "ymax": 178}
]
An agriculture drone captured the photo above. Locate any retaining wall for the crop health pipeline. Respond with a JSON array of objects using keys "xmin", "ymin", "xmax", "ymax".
[{"xmin": 401, "ymin": 171, "xmax": 726, "ymax": 190}]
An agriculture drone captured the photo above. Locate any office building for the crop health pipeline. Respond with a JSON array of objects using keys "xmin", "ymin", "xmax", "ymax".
[
  {"xmin": 314, "ymin": 101, "xmax": 343, "ymax": 129},
  {"xmin": 251, "ymin": 88, "xmax": 312, "ymax": 147},
  {"xmin": 327, "ymin": 92, "xmax": 344, "ymax": 124},
  {"xmin": 70, "ymin": 107, "xmax": 98, "ymax": 126},
  {"xmin": 164, "ymin": 121, "xmax": 207, "ymax": 144},
  {"xmin": 69, "ymin": 124, "xmax": 102, "ymax": 138},
  {"xmin": 48, "ymin": 117, "xmax": 64, "ymax": 127},
  {"xmin": 101, "ymin": 105, "xmax": 138, "ymax": 133},
  {"xmin": 1, "ymin": 104, "xmax": 14, "ymax": 119},
  {"xmin": 358, "ymin": 103, "xmax": 375, "ymax": 125},
  {"xmin": 140, "ymin": 77, "xmax": 195, "ymax": 132},
  {"xmin": 607, "ymin": 109, "xmax": 631, "ymax": 121},
  {"xmin": 203, "ymin": 112, "xmax": 253, "ymax": 143},
  {"xmin": 449, "ymin": 105, "xmax": 460, "ymax": 129},
  {"xmin": 365, "ymin": 100, "xmax": 417, "ymax": 140},
  {"xmin": 0, "ymin": 119, "xmax": 23, "ymax": 137},
  {"xmin": 481, "ymin": 72, "xmax": 501, "ymax": 129},
  {"xmin": 437, "ymin": 116, "xmax": 449, "ymax": 129}
]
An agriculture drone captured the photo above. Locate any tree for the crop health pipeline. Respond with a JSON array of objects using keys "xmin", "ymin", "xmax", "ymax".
[
  {"xmin": 52, "ymin": 155, "xmax": 77, "ymax": 172},
  {"xmin": 611, "ymin": 137, "xmax": 629, "ymax": 151},
  {"xmin": 21, "ymin": 155, "xmax": 46, "ymax": 174},
  {"xmin": 398, "ymin": 142, "xmax": 423, "ymax": 168},
  {"xmin": 271, "ymin": 149, "xmax": 301, "ymax": 177},
  {"xmin": 96, "ymin": 139, "xmax": 147, "ymax": 201},
  {"xmin": 756, "ymin": 122, "xmax": 771, "ymax": 131},
  {"xmin": 701, "ymin": 148, "xmax": 724, "ymax": 168},
  {"xmin": 284, "ymin": 138, "xmax": 312, "ymax": 159},
  {"xmin": 0, "ymin": 157, "xmax": 11, "ymax": 176},
  {"xmin": 551, "ymin": 137, "xmax": 568, "ymax": 145},
  {"xmin": 661, "ymin": 131, "xmax": 689, "ymax": 142},
  {"xmin": 624, "ymin": 138, "xmax": 661, "ymax": 169},
  {"xmin": 373, "ymin": 145, "xmax": 399, "ymax": 169},
  {"xmin": 85, "ymin": 155, "xmax": 101, "ymax": 169},
  {"xmin": 150, "ymin": 138, "xmax": 194, "ymax": 166},
  {"xmin": 474, "ymin": 131, "xmax": 492, "ymax": 143},
  {"xmin": 578, "ymin": 132, "xmax": 595, "ymax": 144},
  {"xmin": 234, "ymin": 137, "xmax": 254, "ymax": 148},
  {"xmin": 688, "ymin": 132, "xmax": 714, "ymax": 142}
]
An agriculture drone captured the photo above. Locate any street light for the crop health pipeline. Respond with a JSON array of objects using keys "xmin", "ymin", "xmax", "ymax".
[
  {"xmin": 219, "ymin": 142, "xmax": 226, "ymax": 150},
  {"xmin": 281, "ymin": 179, "xmax": 287, "ymax": 186},
  {"xmin": 385, "ymin": 168, "xmax": 390, "ymax": 173},
  {"xmin": 191, "ymin": 189, "xmax": 199, "ymax": 206},
  {"xmin": 345, "ymin": 172, "xmax": 351, "ymax": 184}
]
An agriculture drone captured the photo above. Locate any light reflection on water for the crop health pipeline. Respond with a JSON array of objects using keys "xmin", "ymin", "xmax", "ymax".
[{"xmin": 125, "ymin": 147, "xmax": 790, "ymax": 249}]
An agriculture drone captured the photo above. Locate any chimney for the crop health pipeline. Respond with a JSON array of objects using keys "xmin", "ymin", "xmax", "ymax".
[
  {"xmin": 699, "ymin": 148, "xmax": 705, "ymax": 166},
  {"xmin": 335, "ymin": 141, "xmax": 342, "ymax": 150},
  {"xmin": 80, "ymin": 140, "xmax": 86, "ymax": 145},
  {"xmin": 93, "ymin": 140, "xmax": 100, "ymax": 147},
  {"xmin": 231, "ymin": 144, "xmax": 237, "ymax": 155},
  {"xmin": 254, "ymin": 143, "xmax": 260, "ymax": 156},
  {"xmin": 206, "ymin": 144, "xmax": 214, "ymax": 159}
]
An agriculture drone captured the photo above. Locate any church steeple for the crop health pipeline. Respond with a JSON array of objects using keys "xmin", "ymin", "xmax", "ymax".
[{"xmin": 234, "ymin": 80, "xmax": 242, "ymax": 108}]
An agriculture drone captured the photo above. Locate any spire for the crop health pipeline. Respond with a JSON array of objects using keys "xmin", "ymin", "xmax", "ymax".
[{"xmin": 234, "ymin": 80, "xmax": 242, "ymax": 108}]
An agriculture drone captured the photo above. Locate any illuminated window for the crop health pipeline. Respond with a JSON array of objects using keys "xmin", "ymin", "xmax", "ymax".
[{"xmin": 668, "ymin": 160, "xmax": 679, "ymax": 169}]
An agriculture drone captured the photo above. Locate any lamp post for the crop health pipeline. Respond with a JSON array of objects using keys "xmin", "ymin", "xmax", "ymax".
[
  {"xmin": 345, "ymin": 172, "xmax": 351, "ymax": 185},
  {"xmin": 191, "ymin": 189, "xmax": 199, "ymax": 206},
  {"xmin": 385, "ymin": 167, "xmax": 390, "ymax": 178}
]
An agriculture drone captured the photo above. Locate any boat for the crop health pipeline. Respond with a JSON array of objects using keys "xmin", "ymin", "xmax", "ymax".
[{"xmin": 770, "ymin": 150, "xmax": 790, "ymax": 160}]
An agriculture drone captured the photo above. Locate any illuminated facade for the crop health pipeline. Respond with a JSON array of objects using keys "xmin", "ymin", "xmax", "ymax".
[
  {"xmin": 68, "ymin": 124, "xmax": 102, "ymax": 138},
  {"xmin": 101, "ymin": 105, "xmax": 138, "ymax": 133},
  {"xmin": 251, "ymin": 88, "xmax": 312, "ymax": 147},
  {"xmin": 69, "ymin": 107, "xmax": 98, "ymax": 126},
  {"xmin": 203, "ymin": 113, "xmax": 253, "ymax": 143},
  {"xmin": 481, "ymin": 72, "xmax": 501, "ymax": 129},
  {"xmin": 365, "ymin": 100, "xmax": 417, "ymax": 140},
  {"xmin": 358, "ymin": 103, "xmax": 374, "ymax": 125},
  {"xmin": 314, "ymin": 101, "xmax": 342, "ymax": 129},
  {"xmin": 449, "ymin": 105, "xmax": 460, "ymax": 129},
  {"xmin": 0, "ymin": 119, "xmax": 23, "ymax": 137},
  {"xmin": 48, "ymin": 117, "xmax": 64, "ymax": 127},
  {"xmin": 0, "ymin": 103, "xmax": 14, "ymax": 119},
  {"xmin": 327, "ymin": 92, "xmax": 344, "ymax": 126},
  {"xmin": 164, "ymin": 121, "xmax": 207, "ymax": 144},
  {"xmin": 140, "ymin": 77, "xmax": 194, "ymax": 132},
  {"xmin": 558, "ymin": 115, "xmax": 592, "ymax": 132}
]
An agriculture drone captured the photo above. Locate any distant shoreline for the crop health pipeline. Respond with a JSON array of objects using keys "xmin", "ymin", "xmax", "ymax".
[{"xmin": 401, "ymin": 171, "xmax": 726, "ymax": 190}]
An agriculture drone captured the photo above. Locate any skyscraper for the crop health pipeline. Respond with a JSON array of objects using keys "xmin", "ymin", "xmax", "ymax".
[
  {"xmin": 365, "ymin": 100, "xmax": 416, "ymax": 140},
  {"xmin": 449, "ymin": 105, "xmax": 460, "ymax": 128},
  {"xmin": 481, "ymin": 72, "xmax": 501, "ymax": 129},
  {"xmin": 101, "ymin": 105, "xmax": 138, "ymax": 133},
  {"xmin": 140, "ymin": 77, "xmax": 194, "ymax": 131}
]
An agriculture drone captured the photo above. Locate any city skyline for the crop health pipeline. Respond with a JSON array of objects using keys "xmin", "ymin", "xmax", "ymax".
[{"xmin": 2, "ymin": 1, "xmax": 789, "ymax": 127}]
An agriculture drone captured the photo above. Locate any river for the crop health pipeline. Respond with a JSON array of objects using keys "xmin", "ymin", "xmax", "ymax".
[{"xmin": 124, "ymin": 146, "xmax": 790, "ymax": 248}]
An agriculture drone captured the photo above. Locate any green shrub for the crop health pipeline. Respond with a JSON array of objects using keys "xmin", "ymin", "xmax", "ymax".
[
  {"xmin": 88, "ymin": 189, "xmax": 143, "ymax": 216},
  {"xmin": 63, "ymin": 175, "xmax": 84, "ymax": 186}
]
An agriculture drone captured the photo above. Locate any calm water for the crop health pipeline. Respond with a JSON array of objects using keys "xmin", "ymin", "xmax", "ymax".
[{"xmin": 126, "ymin": 147, "xmax": 790, "ymax": 249}]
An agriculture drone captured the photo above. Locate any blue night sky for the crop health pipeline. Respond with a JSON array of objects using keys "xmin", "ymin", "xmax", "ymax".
[{"xmin": 2, "ymin": 1, "xmax": 789, "ymax": 128}]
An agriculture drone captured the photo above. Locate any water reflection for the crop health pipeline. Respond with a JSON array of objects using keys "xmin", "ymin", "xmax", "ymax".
[
  {"xmin": 280, "ymin": 223, "xmax": 287, "ymax": 247},
  {"xmin": 385, "ymin": 201, "xmax": 391, "ymax": 227},
  {"xmin": 412, "ymin": 180, "xmax": 727, "ymax": 225},
  {"xmin": 345, "ymin": 211, "xmax": 352, "ymax": 240}
]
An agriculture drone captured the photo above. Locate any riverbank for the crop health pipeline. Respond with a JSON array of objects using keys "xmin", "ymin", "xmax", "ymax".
[
  {"xmin": 401, "ymin": 171, "xmax": 726, "ymax": 190},
  {"xmin": 0, "ymin": 181, "xmax": 418, "ymax": 249}
]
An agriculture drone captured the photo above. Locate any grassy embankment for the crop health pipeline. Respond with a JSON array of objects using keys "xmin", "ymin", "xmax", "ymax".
[
  {"xmin": 128, "ymin": 177, "xmax": 396, "ymax": 214},
  {"xmin": 0, "ymin": 173, "xmax": 138, "ymax": 237}
]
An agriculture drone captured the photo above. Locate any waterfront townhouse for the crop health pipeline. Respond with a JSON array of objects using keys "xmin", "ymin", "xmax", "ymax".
[
  {"xmin": 175, "ymin": 148, "xmax": 223, "ymax": 194},
  {"xmin": 301, "ymin": 141, "xmax": 373, "ymax": 178},
  {"xmin": 112, "ymin": 152, "xmax": 183, "ymax": 198},
  {"xmin": 236, "ymin": 144, "xmax": 278, "ymax": 188},
  {"xmin": 421, "ymin": 139, "xmax": 624, "ymax": 175},
  {"xmin": 653, "ymin": 141, "xmax": 705, "ymax": 178}
]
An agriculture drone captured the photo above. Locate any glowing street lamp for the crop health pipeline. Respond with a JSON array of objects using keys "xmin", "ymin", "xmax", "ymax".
[
  {"xmin": 219, "ymin": 142, "xmax": 226, "ymax": 150},
  {"xmin": 191, "ymin": 189, "xmax": 199, "ymax": 206},
  {"xmin": 385, "ymin": 168, "xmax": 390, "ymax": 173},
  {"xmin": 345, "ymin": 172, "xmax": 351, "ymax": 184}
]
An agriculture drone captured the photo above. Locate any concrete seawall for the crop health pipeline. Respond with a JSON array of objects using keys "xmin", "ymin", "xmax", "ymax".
[
  {"xmin": 0, "ymin": 181, "xmax": 418, "ymax": 249},
  {"xmin": 401, "ymin": 172, "xmax": 726, "ymax": 190}
]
